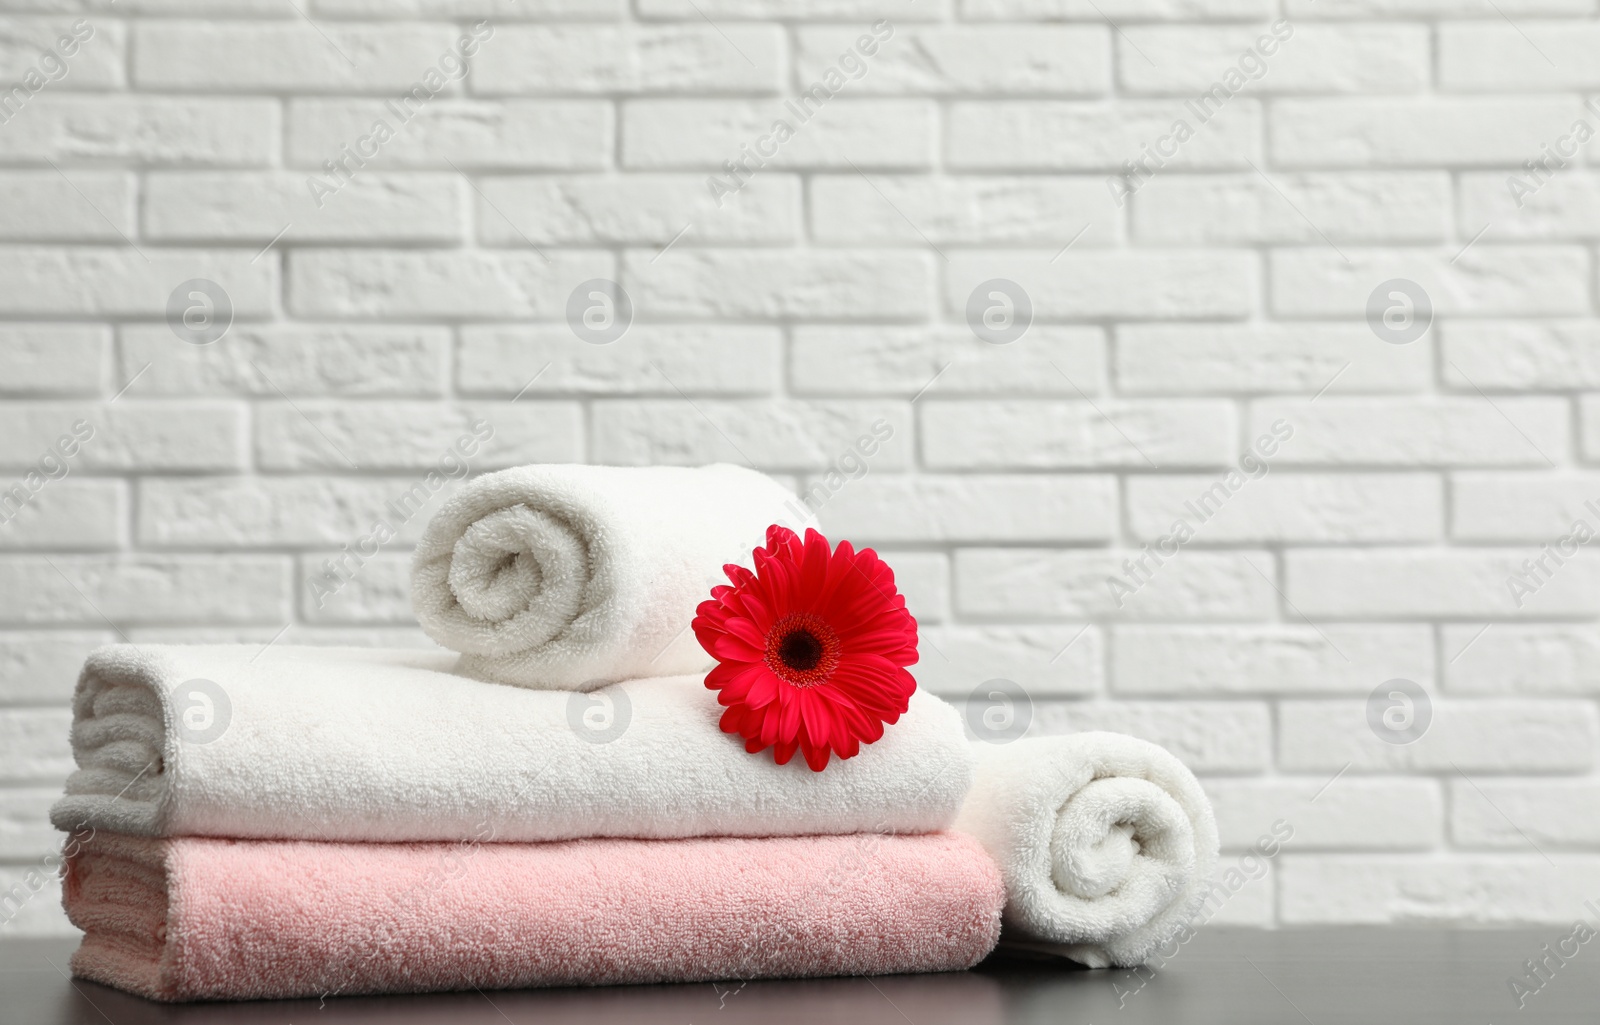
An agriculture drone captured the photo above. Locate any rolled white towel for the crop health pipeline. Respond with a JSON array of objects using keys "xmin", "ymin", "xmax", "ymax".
[
  {"xmin": 954, "ymin": 732, "xmax": 1219, "ymax": 968},
  {"xmin": 51, "ymin": 644, "xmax": 973, "ymax": 844},
  {"xmin": 410, "ymin": 462, "xmax": 814, "ymax": 690}
]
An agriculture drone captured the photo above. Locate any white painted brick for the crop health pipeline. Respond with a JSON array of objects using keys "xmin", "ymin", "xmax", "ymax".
[
  {"xmin": 811, "ymin": 176, "xmax": 1117, "ymax": 246},
  {"xmin": 791, "ymin": 326, "xmax": 1106, "ymax": 396},
  {"xmin": 1117, "ymin": 323, "xmax": 1431, "ymax": 394},
  {"xmin": 138, "ymin": 477, "xmax": 457, "ymax": 548},
  {"xmin": 16, "ymin": 0, "xmax": 288, "ymax": 10},
  {"xmin": 120, "ymin": 325, "xmax": 448, "ymax": 396},
  {"xmin": 1270, "ymin": 97, "xmax": 1584, "ymax": 167},
  {"xmin": 0, "ymin": 479, "xmax": 121, "ymax": 549},
  {"xmin": 922, "ymin": 399, "xmax": 1236, "ymax": 469},
  {"xmin": 1442, "ymin": 321, "xmax": 1600, "ymax": 388},
  {"xmin": 946, "ymin": 251, "xmax": 1256, "ymax": 320},
  {"xmin": 1280, "ymin": 856, "xmax": 1600, "ymax": 925},
  {"xmin": 289, "ymin": 249, "xmax": 610, "ymax": 319},
  {"xmin": 300, "ymin": 551, "xmax": 413, "ymax": 623},
  {"xmin": 1192, "ymin": 859, "xmax": 1275, "ymax": 926},
  {"xmin": 460, "ymin": 325, "xmax": 780, "ymax": 395},
  {"xmin": 638, "ymin": 0, "xmax": 946, "ymax": 20},
  {"xmin": 1576, "ymin": 397, "xmax": 1600, "ymax": 462},
  {"xmin": 797, "ymin": 26, "xmax": 1109, "ymax": 95},
  {"xmin": 133, "ymin": 21, "xmax": 458, "ymax": 91},
  {"xmin": 1204, "ymin": 778, "xmax": 1441, "ymax": 850},
  {"xmin": 624, "ymin": 250, "xmax": 931, "ymax": 319},
  {"xmin": 1113, "ymin": 625, "xmax": 1434, "ymax": 695},
  {"xmin": 966, "ymin": 0, "xmax": 1275, "ymax": 17},
  {"xmin": 0, "ymin": 631, "xmax": 109, "ymax": 704},
  {"xmin": 1460, "ymin": 174, "xmax": 1600, "ymax": 241},
  {"xmin": 0, "ymin": 860, "xmax": 69, "ymax": 934},
  {"xmin": 1128, "ymin": 473, "xmax": 1443, "ymax": 543},
  {"xmin": 1451, "ymin": 472, "xmax": 1600, "ymax": 541},
  {"xmin": 1121, "ymin": 23, "xmax": 1427, "ymax": 94},
  {"xmin": 0, "ymin": 402, "xmax": 244, "ymax": 471},
  {"xmin": 621, "ymin": 99, "xmax": 935, "ymax": 169},
  {"xmin": 592, "ymin": 399, "xmax": 912, "ymax": 471},
  {"xmin": 0, "ymin": 17, "xmax": 123, "ymax": 89},
  {"xmin": 1028, "ymin": 699, "xmax": 1271, "ymax": 773},
  {"xmin": 1271, "ymin": 246, "xmax": 1589, "ymax": 317},
  {"xmin": 124, "ymin": 625, "xmax": 438, "ymax": 648},
  {"xmin": 475, "ymin": 174, "xmax": 798, "ymax": 245},
  {"xmin": 0, "ymin": 326, "xmax": 106, "ymax": 394},
  {"xmin": 0, "ymin": 555, "xmax": 290, "ymax": 625},
  {"xmin": 1285, "ymin": 0, "xmax": 1590, "ymax": 15},
  {"xmin": 1445, "ymin": 624, "xmax": 1600, "ymax": 695},
  {"xmin": 1279, "ymin": 698, "xmax": 1597, "ymax": 772},
  {"xmin": 873, "ymin": 550, "xmax": 948, "ymax": 625},
  {"xmin": 1, "ymin": 96, "xmax": 277, "ymax": 164},
  {"xmin": 473, "ymin": 26, "xmax": 783, "ymax": 94},
  {"xmin": 817, "ymin": 474, "xmax": 1117, "ymax": 543},
  {"xmin": 254, "ymin": 401, "xmax": 582, "ymax": 470},
  {"xmin": 1288, "ymin": 548, "xmax": 1600, "ymax": 618},
  {"xmin": 317, "ymin": 0, "xmax": 618, "ymax": 16},
  {"xmin": 916, "ymin": 624, "xmax": 1102, "ymax": 698},
  {"xmin": 1440, "ymin": 24, "xmax": 1600, "ymax": 90},
  {"xmin": 948, "ymin": 100, "xmax": 1260, "ymax": 171},
  {"xmin": 144, "ymin": 172, "xmax": 462, "ymax": 243},
  {"xmin": 0, "ymin": 171, "xmax": 133, "ymax": 241},
  {"xmin": 1249, "ymin": 398, "xmax": 1571, "ymax": 467},
  {"xmin": 1132, "ymin": 172, "xmax": 1448, "ymax": 244},
  {"xmin": 1452, "ymin": 780, "xmax": 1600, "ymax": 850},
  {"xmin": 288, "ymin": 99, "xmax": 610, "ymax": 169},
  {"xmin": 0, "ymin": 790, "xmax": 63, "ymax": 859},
  {"xmin": 955, "ymin": 548, "xmax": 1279, "ymax": 620},
  {"xmin": 0, "ymin": 247, "xmax": 276, "ymax": 318}
]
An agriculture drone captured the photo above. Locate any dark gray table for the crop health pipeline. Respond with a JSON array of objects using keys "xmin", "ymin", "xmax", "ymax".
[{"xmin": 3, "ymin": 928, "xmax": 1593, "ymax": 1024}]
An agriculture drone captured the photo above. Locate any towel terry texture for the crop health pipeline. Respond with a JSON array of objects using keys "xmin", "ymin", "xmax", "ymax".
[
  {"xmin": 50, "ymin": 644, "xmax": 973, "ymax": 844},
  {"xmin": 410, "ymin": 463, "xmax": 815, "ymax": 690},
  {"xmin": 62, "ymin": 830, "xmax": 1005, "ymax": 1002},
  {"xmin": 954, "ymin": 732, "xmax": 1220, "ymax": 969}
]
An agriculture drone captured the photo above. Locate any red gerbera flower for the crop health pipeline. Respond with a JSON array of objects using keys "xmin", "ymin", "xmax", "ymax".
[{"xmin": 692, "ymin": 525, "xmax": 919, "ymax": 772}]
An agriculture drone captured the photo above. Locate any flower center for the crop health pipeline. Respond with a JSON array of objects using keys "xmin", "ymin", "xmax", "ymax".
[
  {"xmin": 778, "ymin": 629, "xmax": 824, "ymax": 671},
  {"xmin": 765, "ymin": 612, "xmax": 841, "ymax": 688}
]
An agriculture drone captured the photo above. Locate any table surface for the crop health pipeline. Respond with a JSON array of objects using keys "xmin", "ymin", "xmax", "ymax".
[{"xmin": 2, "ymin": 927, "xmax": 1594, "ymax": 1024}]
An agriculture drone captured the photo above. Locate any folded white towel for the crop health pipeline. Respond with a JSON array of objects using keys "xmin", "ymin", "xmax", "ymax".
[
  {"xmin": 410, "ymin": 463, "xmax": 815, "ymax": 690},
  {"xmin": 954, "ymin": 732, "xmax": 1219, "ymax": 969},
  {"xmin": 50, "ymin": 645, "xmax": 972, "ymax": 843}
]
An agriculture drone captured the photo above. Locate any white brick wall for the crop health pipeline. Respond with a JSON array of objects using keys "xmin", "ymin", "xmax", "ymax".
[{"xmin": 0, "ymin": 0, "xmax": 1596, "ymax": 937}]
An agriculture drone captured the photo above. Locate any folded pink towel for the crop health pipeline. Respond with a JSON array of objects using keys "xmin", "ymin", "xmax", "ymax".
[{"xmin": 63, "ymin": 830, "xmax": 1004, "ymax": 1002}]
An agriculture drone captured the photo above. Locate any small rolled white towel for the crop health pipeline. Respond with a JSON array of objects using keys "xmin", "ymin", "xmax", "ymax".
[
  {"xmin": 954, "ymin": 732, "xmax": 1219, "ymax": 968},
  {"xmin": 411, "ymin": 463, "xmax": 814, "ymax": 689}
]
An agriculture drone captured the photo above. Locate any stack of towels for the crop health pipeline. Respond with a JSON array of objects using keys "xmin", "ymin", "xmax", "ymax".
[{"xmin": 49, "ymin": 464, "xmax": 1219, "ymax": 1002}]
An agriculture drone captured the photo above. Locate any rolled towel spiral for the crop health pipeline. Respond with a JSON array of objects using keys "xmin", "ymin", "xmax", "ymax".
[
  {"xmin": 954, "ymin": 732, "xmax": 1219, "ymax": 968},
  {"xmin": 411, "ymin": 463, "xmax": 814, "ymax": 690}
]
